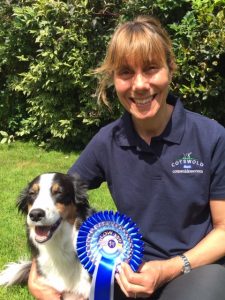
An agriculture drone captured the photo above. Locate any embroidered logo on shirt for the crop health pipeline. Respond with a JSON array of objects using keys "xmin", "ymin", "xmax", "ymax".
[{"xmin": 171, "ymin": 152, "xmax": 204, "ymax": 174}]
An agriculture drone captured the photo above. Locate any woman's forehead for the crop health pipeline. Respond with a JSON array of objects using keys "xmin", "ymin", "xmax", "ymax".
[
  {"xmin": 114, "ymin": 52, "xmax": 166, "ymax": 70},
  {"xmin": 112, "ymin": 35, "xmax": 167, "ymax": 70}
]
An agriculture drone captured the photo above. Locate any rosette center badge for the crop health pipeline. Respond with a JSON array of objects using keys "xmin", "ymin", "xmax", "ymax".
[
  {"xmin": 98, "ymin": 229, "xmax": 123, "ymax": 258},
  {"xmin": 76, "ymin": 211, "xmax": 144, "ymax": 300}
]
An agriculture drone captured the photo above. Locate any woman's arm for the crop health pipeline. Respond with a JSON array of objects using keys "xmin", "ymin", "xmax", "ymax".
[
  {"xmin": 184, "ymin": 200, "xmax": 225, "ymax": 267},
  {"xmin": 28, "ymin": 260, "xmax": 62, "ymax": 300},
  {"xmin": 116, "ymin": 199, "xmax": 225, "ymax": 298}
]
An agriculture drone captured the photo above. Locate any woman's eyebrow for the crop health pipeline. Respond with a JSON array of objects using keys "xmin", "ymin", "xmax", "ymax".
[{"xmin": 116, "ymin": 65, "xmax": 132, "ymax": 71}]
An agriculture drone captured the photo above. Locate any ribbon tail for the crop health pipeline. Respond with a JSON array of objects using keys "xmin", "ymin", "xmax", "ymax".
[{"xmin": 90, "ymin": 257, "xmax": 116, "ymax": 300}]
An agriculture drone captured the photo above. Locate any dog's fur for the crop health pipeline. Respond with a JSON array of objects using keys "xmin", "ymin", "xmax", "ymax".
[{"xmin": 0, "ymin": 172, "xmax": 94, "ymax": 299}]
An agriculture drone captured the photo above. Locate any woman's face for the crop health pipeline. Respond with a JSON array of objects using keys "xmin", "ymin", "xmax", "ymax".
[{"xmin": 113, "ymin": 59, "xmax": 172, "ymax": 122}]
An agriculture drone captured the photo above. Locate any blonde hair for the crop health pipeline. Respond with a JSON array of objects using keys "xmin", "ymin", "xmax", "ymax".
[{"xmin": 95, "ymin": 16, "xmax": 177, "ymax": 106}]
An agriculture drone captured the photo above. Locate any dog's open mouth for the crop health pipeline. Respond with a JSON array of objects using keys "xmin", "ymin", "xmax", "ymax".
[{"xmin": 34, "ymin": 218, "xmax": 62, "ymax": 243}]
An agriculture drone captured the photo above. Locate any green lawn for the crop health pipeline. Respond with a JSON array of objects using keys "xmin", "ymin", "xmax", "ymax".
[{"xmin": 0, "ymin": 141, "xmax": 115, "ymax": 299}]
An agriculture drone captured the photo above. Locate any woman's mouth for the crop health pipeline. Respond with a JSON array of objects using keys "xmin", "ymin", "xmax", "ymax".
[{"xmin": 130, "ymin": 94, "xmax": 156, "ymax": 105}]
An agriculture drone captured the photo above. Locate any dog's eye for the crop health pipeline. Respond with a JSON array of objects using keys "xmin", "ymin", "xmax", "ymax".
[
  {"xmin": 52, "ymin": 184, "xmax": 63, "ymax": 195},
  {"xmin": 29, "ymin": 183, "xmax": 39, "ymax": 196},
  {"xmin": 53, "ymin": 189, "xmax": 62, "ymax": 196},
  {"xmin": 29, "ymin": 190, "xmax": 37, "ymax": 196}
]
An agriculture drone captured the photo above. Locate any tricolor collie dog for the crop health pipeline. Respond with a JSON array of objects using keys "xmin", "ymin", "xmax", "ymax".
[{"xmin": 0, "ymin": 172, "xmax": 94, "ymax": 299}]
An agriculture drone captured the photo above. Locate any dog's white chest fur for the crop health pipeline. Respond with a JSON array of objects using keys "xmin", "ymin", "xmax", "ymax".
[{"xmin": 37, "ymin": 223, "xmax": 90, "ymax": 298}]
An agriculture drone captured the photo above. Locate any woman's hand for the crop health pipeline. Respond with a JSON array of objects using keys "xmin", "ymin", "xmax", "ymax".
[
  {"xmin": 115, "ymin": 258, "xmax": 182, "ymax": 298},
  {"xmin": 28, "ymin": 260, "xmax": 62, "ymax": 300}
]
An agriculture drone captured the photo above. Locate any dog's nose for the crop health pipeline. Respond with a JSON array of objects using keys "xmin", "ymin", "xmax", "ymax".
[{"xmin": 29, "ymin": 208, "xmax": 46, "ymax": 222}]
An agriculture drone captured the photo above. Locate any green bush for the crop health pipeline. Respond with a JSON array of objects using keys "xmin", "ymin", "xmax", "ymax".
[
  {"xmin": 0, "ymin": 0, "xmax": 94, "ymax": 148},
  {"xmin": 171, "ymin": 0, "xmax": 225, "ymax": 122},
  {"xmin": 0, "ymin": 0, "xmax": 224, "ymax": 149}
]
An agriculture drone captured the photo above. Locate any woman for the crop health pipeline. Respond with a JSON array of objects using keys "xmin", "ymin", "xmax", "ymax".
[{"xmin": 29, "ymin": 16, "xmax": 225, "ymax": 299}]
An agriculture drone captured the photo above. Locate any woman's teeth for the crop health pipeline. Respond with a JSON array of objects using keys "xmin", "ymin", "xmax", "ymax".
[{"xmin": 132, "ymin": 95, "xmax": 155, "ymax": 105}]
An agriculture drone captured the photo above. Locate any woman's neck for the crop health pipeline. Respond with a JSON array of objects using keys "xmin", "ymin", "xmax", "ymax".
[{"xmin": 132, "ymin": 104, "xmax": 174, "ymax": 145}]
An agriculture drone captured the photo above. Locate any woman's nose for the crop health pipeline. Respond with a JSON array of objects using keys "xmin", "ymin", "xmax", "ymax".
[{"xmin": 132, "ymin": 73, "xmax": 149, "ymax": 90}]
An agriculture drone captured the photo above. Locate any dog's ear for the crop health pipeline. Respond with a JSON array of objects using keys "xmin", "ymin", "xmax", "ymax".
[
  {"xmin": 70, "ymin": 173, "xmax": 96, "ymax": 223},
  {"xmin": 71, "ymin": 173, "xmax": 96, "ymax": 221},
  {"xmin": 16, "ymin": 185, "xmax": 29, "ymax": 214},
  {"xmin": 71, "ymin": 173, "xmax": 89, "ymax": 208}
]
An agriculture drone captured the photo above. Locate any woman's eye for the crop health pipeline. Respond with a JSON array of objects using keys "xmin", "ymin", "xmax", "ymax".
[
  {"xmin": 144, "ymin": 66, "xmax": 158, "ymax": 73},
  {"xmin": 117, "ymin": 68, "xmax": 133, "ymax": 78},
  {"xmin": 121, "ymin": 70, "xmax": 130, "ymax": 75}
]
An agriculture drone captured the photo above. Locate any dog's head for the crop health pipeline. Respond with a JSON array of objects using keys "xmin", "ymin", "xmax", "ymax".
[{"xmin": 17, "ymin": 172, "xmax": 92, "ymax": 244}]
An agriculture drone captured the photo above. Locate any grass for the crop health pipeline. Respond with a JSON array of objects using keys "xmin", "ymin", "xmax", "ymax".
[{"xmin": 0, "ymin": 141, "xmax": 115, "ymax": 300}]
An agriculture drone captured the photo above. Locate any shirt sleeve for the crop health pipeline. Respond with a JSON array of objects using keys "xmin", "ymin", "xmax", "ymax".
[
  {"xmin": 68, "ymin": 132, "xmax": 105, "ymax": 189},
  {"xmin": 210, "ymin": 125, "xmax": 225, "ymax": 200}
]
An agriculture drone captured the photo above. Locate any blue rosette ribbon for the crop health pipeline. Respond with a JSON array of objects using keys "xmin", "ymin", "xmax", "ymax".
[{"xmin": 76, "ymin": 211, "xmax": 144, "ymax": 300}]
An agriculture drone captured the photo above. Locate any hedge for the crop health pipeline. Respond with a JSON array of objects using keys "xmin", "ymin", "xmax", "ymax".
[{"xmin": 0, "ymin": 0, "xmax": 224, "ymax": 148}]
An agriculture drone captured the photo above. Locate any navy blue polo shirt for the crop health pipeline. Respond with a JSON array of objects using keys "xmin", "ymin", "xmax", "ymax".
[{"xmin": 68, "ymin": 95, "xmax": 225, "ymax": 261}]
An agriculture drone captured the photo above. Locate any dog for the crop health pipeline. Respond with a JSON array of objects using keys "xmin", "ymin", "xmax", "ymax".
[{"xmin": 0, "ymin": 172, "xmax": 94, "ymax": 299}]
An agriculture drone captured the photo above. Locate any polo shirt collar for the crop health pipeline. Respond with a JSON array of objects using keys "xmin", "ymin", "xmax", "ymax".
[{"xmin": 115, "ymin": 94, "xmax": 186, "ymax": 147}]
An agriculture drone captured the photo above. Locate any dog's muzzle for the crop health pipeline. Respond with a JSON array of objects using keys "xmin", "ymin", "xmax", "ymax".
[{"xmin": 29, "ymin": 208, "xmax": 62, "ymax": 243}]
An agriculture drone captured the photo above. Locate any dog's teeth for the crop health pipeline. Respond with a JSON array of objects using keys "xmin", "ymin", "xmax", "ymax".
[{"xmin": 34, "ymin": 219, "xmax": 62, "ymax": 243}]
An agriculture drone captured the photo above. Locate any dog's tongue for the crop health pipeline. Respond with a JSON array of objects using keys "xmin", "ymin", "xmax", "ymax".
[
  {"xmin": 35, "ymin": 226, "xmax": 50, "ymax": 237},
  {"xmin": 34, "ymin": 219, "xmax": 61, "ymax": 243}
]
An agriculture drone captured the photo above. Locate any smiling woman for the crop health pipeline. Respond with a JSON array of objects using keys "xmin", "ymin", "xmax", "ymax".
[
  {"xmin": 95, "ymin": 16, "xmax": 176, "ymax": 143},
  {"xmin": 114, "ymin": 62, "xmax": 172, "ymax": 143},
  {"xmin": 29, "ymin": 15, "xmax": 225, "ymax": 300},
  {"xmin": 95, "ymin": 16, "xmax": 176, "ymax": 106}
]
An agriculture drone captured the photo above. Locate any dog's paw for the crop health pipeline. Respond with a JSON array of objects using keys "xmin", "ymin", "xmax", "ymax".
[
  {"xmin": 75, "ymin": 280, "xmax": 91, "ymax": 299},
  {"xmin": 76, "ymin": 297, "xmax": 88, "ymax": 300},
  {"xmin": 62, "ymin": 292, "xmax": 88, "ymax": 300}
]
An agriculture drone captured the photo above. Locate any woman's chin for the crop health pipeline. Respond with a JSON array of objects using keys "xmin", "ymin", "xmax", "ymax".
[{"xmin": 130, "ymin": 104, "xmax": 159, "ymax": 120}]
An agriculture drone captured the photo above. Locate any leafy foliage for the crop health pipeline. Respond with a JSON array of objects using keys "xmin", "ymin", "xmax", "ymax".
[
  {"xmin": 171, "ymin": 0, "xmax": 225, "ymax": 122},
  {"xmin": 0, "ymin": 0, "xmax": 224, "ymax": 148},
  {"xmin": 0, "ymin": 130, "xmax": 14, "ymax": 144}
]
